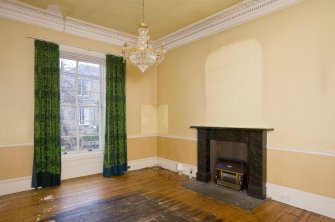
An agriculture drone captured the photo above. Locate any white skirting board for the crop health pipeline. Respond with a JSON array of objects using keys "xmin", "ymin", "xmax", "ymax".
[
  {"xmin": 266, "ymin": 183, "xmax": 335, "ymax": 219},
  {"xmin": 128, "ymin": 156, "xmax": 198, "ymax": 178},
  {"xmin": 1, "ymin": 156, "xmax": 334, "ymax": 219},
  {"xmin": 128, "ymin": 157, "xmax": 158, "ymax": 171},
  {"xmin": 156, "ymin": 157, "xmax": 197, "ymax": 178},
  {"xmin": 0, "ymin": 176, "xmax": 33, "ymax": 196}
]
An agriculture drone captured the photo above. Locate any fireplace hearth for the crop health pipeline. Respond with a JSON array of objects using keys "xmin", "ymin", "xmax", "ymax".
[{"xmin": 191, "ymin": 126, "xmax": 273, "ymax": 199}]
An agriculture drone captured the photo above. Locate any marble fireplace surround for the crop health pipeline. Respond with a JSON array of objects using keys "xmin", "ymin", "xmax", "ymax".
[{"xmin": 191, "ymin": 126, "xmax": 273, "ymax": 199}]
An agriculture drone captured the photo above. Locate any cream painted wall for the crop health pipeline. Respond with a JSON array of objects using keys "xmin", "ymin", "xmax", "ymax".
[
  {"xmin": 157, "ymin": 0, "xmax": 335, "ymax": 151},
  {"xmin": 0, "ymin": 146, "xmax": 34, "ymax": 180},
  {"xmin": 267, "ymin": 149, "xmax": 335, "ymax": 199},
  {"xmin": 126, "ymin": 66, "xmax": 156, "ymax": 135},
  {"xmin": 141, "ymin": 105, "xmax": 158, "ymax": 134},
  {"xmin": 0, "ymin": 17, "xmax": 157, "ymax": 180},
  {"xmin": 140, "ymin": 104, "xmax": 168, "ymax": 135},
  {"xmin": 128, "ymin": 137, "xmax": 157, "ymax": 161},
  {"xmin": 157, "ymin": 137, "xmax": 196, "ymax": 166},
  {"xmin": 156, "ymin": 0, "xmax": 335, "ymax": 199}
]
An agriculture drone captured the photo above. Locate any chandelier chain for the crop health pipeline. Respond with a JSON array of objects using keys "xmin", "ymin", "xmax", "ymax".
[{"xmin": 142, "ymin": 0, "xmax": 144, "ymax": 24}]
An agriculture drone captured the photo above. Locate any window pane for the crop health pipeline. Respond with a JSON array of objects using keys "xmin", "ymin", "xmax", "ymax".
[
  {"xmin": 78, "ymin": 62, "xmax": 99, "ymax": 77},
  {"xmin": 60, "ymin": 107, "xmax": 76, "ymax": 121},
  {"xmin": 60, "ymin": 107, "xmax": 77, "ymax": 137},
  {"xmin": 81, "ymin": 80, "xmax": 88, "ymax": 95},
  {"xmin": 61, "ymin": 89, "xmax": 76, "ymax": 104},
  {"xmin": 79, "ymin": 122, "xmax": 99, "ymax": 135},
  {"xmin": 79, "ymin": 108, "xmax": 94, "ymax": 126},
  {"xmin": 61, "ymin": 137, "xmax": 77, "ymax": 153},
  {"xmin": 80, "ymin": 135, "xmax": 99, "ymax": 151},
  {"xmin": 78, "ymin": 92, "xmax": 100, "ymax": 105},
  {"xmin": 84, "ymin": 78, "xmax": 100, "ymax": 92},
  {"xmin": 78, "ymin": 79, "xmax": 91, "ymax": 96},
  {"xmin": 61, "ymin": 121, "xmax": 77, "ymax": 137},
  {"xmin": 60, "ymin": 59, "xmax": 76, "ymax": 74},
  {"xmin": 79, "ymin": 106, "xmax": 99, "ymax": 136},
  {"xmin": 60, "ymin": 74, "xmax": 75, "ymax": 90}
]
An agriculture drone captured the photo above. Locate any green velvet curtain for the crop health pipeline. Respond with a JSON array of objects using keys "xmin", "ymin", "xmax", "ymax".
[
  {"xmin": 103, "ymin": 55, "xmax": 127, "ymax": 177},
  {"xmin": 32, "ymin": 40, "xmax": 61, "ymax": 188}
]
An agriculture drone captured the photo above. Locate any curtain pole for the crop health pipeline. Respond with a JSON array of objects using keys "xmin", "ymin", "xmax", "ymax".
[{"xmin": 25, "ymin": 35, "xmax": 119, "ymax": 56}]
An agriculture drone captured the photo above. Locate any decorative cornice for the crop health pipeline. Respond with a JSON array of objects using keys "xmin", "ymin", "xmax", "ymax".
[
  {"xmin": 154, "ymin": 0, "xmax": 303, "ymax": 49},
  {"xmin": 0, "ymin": 0, "xmax": 303, "ymax": 50},
  {"xmin": 64, "ymin": 17, "xmax": 137, "ymax": 46},
  {"xmin": 0, "ymin": 0, "xmax": 137, "ymax": 46},
  {"xmin": 0, "ymin": 0, "xmax": 63, "ymax": 29}
]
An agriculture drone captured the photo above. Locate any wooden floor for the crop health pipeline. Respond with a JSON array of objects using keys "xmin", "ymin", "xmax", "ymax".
[{"xmin": 0, "ymin": 167, "xmax": 333, "ymax": 222}]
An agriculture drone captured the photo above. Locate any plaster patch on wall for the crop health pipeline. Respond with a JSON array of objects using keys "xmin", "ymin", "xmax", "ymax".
[
  {"xmin": 205, "ymin": 39, "xmax": 264, "ymax": 126},
  {"xmin": 141, "ymin": 105, "xmax": 168, "ymax": 134},
  {"xmin": 141, "ymin": 105, "xmax": 157, "ymax": 134}
]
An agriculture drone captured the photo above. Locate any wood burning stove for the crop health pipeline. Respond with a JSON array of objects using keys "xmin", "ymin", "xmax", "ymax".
[{"xmin": 215, "ymin": 160, "xmax": 246, "ymax": 190}]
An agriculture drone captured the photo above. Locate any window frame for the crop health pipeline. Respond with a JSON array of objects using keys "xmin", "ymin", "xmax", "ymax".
[{"xmin": 60, "ymin": 48, "xmax": 106, "ymax": 154}]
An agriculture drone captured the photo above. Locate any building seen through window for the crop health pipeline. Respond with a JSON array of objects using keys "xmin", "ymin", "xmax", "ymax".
[
  {"xmin": 78, "ymin": 79, "xmax": 89, "ymax": 97},
  {"xmin": 60, "ymin": 57, "xmax": 103, "ymax": 153}
]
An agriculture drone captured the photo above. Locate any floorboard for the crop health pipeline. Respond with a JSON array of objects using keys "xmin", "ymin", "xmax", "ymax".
[{"xmin": 0, "ymin": 167, "xmax": 333, "ymax": 222}]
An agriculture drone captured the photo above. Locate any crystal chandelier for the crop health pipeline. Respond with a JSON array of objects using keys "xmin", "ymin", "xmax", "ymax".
[{"xmin": 122, "ymin": 0, "xmax": 166, "ymax": 72}]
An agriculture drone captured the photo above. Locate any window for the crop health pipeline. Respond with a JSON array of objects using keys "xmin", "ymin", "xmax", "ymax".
[
  {"xmin": 60, "ymin": 52, "xmax": 105, "ymax": 153},
  {"xmin": 79, "ymin": 108, "xmax": 90, "ymax": 126},
  {"xmin": 78, "ymin": 79, "xmax": 89, "ymax": 97}
]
